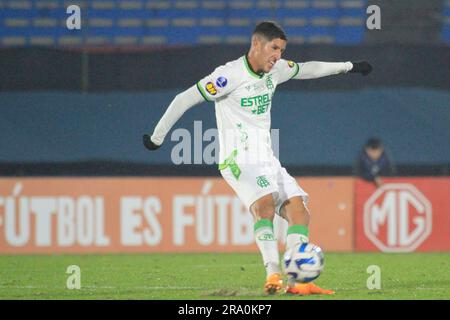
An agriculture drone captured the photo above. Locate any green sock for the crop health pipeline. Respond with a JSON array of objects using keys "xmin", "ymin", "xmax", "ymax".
[{"xmin": 286, "ymin": 225, "xmax": 309, "ymax": 250}]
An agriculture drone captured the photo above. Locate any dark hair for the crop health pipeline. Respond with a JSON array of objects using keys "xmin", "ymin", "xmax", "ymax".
[
  {"xmin": 365, "ymin": 137, "xmax": 383, "ymax": 149},
  {"xmin": 253, "ymin": 21, "xmax": 287, "ymax": 41}
]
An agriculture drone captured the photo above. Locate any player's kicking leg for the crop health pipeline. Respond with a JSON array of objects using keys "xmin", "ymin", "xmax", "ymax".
[
  {"xmin": 281, "ymin": 196, "xmax": 335, "ymax": 295},
  {"xmin": 250, "ymin": 194, "xmax": 284, "ymax": 295}
]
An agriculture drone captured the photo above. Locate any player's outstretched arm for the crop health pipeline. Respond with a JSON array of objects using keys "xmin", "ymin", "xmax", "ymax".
[
  {"xmin": 143, "ymin": 85, "xmax": 204, "ymax": 151},
  {"xmin": 293, "ymin": 61, "xmax": 372, "ymax": 80}
]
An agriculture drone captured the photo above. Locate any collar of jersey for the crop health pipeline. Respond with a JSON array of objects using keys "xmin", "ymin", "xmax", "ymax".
[{"xmin": 243, "ymin": 54, "xmax": 264, "ymax": 79}]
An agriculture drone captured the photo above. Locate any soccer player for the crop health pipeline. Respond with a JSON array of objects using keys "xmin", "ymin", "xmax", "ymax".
[{"xmin": 143, "ymin": 21, "xmax": 372, "ymax": 295}]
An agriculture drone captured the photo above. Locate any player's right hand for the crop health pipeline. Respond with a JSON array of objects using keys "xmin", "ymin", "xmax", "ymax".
[{"xmin": 143, "ymin": 134, "xmax": 162, "ymax": 150}]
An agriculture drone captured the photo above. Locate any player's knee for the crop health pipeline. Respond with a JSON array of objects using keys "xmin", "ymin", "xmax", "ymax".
[
  {"xmin": 251, "ymin": 195, "xmax": 276, "ymax": 221},
  {"xmin": 284, "ymin": 198, "xmax": 311, "ymax": 225},
  {"xmin": 253, "ymin": 207, "xmax": 275, "ymax": 221}
]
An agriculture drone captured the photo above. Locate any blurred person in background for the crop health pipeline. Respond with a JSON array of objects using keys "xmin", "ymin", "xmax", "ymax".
[
  {"xmin": 354, "ymin": 137, "xmax": 396, "ymax": 187},
  {"xmin": 144, "ymin": 21, "xmax": 372, "ymax": 296}
]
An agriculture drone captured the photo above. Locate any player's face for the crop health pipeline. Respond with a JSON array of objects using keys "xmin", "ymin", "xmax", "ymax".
[
  {"xmin": 260, "ymin": 38, "xmax": 286, "ymax": 73},
  {"xmin": 366, "ymin": 147, "xmax": 384, "ymax": 160}
]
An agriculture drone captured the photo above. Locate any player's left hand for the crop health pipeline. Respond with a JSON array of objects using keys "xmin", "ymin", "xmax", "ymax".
[
  {"xmin": 143, "ymin": 134, "xmax": 161, "ymax": 150},
  {"xmin": 350, "ymin": 61, "xmax": 373, "ymax": 76}
]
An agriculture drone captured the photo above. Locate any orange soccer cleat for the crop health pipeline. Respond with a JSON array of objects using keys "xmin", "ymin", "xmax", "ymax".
[
  {"xmin": 285, "ymin": 282, "xmax": 335, "ymax": 295},
  {"xmin": 264, "ymin": 273, "xmax": 283, "ymax": 295}
]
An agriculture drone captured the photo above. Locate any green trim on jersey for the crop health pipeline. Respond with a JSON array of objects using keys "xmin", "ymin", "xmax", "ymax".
[
  {"xmin": 243, "ymin": 55, "xmax": 264, "ymax": 79},
  {"xmin": 218, "ymin": 149, "xmax": 241, "ymax": 180},
  {"xmin": 196, "ymin": 82, "xmax": 212, "ymax": 102},
  {"xmin": 290, "ymin": 62, "xmax": 300, "ymax": 79}
]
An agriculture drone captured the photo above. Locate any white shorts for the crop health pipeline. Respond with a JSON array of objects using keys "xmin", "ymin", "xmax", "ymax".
[{"xmin": 220, "ymin": 156, "xmax": 308, "ymax": 214}]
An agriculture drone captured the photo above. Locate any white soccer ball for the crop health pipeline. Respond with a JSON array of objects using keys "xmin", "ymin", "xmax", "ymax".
[{"xmin": 283, "ymin": 242, "xmax": 325, "ymax": 283}]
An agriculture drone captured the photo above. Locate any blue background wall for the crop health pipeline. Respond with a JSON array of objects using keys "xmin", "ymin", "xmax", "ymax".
[{"xmin": 1, "ymin": 88, "xmax": 449, "ymax": 167}]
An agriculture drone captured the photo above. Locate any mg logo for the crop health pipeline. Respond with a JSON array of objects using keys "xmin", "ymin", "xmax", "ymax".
[{"xmin": 364, "ymin": 184, "xmax": 432, "ymax": 252}]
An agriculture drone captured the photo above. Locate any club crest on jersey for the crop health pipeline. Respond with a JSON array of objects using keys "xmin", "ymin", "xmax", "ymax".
[
  {"xmin": 216, "ymin": 76, "xmax": 228, "ymax": 88},
  {"xmin": 205, "ymin": 82, "xmax": 217, "ymax": 95},
  {"xmin": 287, "ymin": 60, "xmax": 295, "ymax": 68}
]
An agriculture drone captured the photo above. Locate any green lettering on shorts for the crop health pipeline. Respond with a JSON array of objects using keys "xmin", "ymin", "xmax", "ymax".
[
  {"xmin": 218, "ymin": 149, "xmax": 241, "ymax": 180},
  {"xmin": 256, "ymin": 175, "xmax": 270, "ymax": 188}
]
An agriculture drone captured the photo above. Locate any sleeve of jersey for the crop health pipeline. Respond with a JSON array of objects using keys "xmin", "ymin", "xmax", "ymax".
[
  {"xmin": 293, "ymin": 61, "xmax": 353, "ymax": 79},
  {"xmin": 196, "ymin": 65, "xmax": 236, "ymax": 102},
  {"xmin": 276, "ymin": 59, "xmax": 353, "ymax": 83},
  {"xmin": 274, "ymin": 59, "xmax": 301, "ymax": 84}
]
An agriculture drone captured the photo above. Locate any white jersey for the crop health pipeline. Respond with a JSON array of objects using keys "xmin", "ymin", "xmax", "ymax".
[
  {"xmin": 150, "ymin": 56, "xmax": 351, "ymax": 209},
  {"xmin": 197, "ymin": 55, "xmax": 300, "ymax": 168}
]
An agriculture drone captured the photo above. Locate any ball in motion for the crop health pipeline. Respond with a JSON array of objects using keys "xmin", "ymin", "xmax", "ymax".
[{"xmin": 283, "ymin": 242, "xmax": 324, "ymax": 283}]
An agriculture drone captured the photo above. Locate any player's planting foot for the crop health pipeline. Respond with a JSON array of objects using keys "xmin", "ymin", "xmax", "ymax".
[
  {"xmin": 264, "ymin": 273, "xmax": 283, "ymax": 295},
  {"xmin": 285, "ymin": 282, "xmax": 335, "ymax": 295}
]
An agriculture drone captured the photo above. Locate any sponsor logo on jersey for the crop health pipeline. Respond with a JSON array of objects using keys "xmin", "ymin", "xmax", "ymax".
[
  {"xmin": 205, "ymin": 82, "xmax": 217, "ymax": 95},
  {"xmin": 266, "ymin": 74, "xmax": 274, "ymax": 90},
  {"xmin": 241, "ymin": 93, "xmax": 271, "ymax": 115},
  {"xmin": 287, "ymin": 60, "xmax": 295, "ymax": 68},
  {"xmin": 216, "ymin": 76, "xmax": 227, "ymax": 88}
]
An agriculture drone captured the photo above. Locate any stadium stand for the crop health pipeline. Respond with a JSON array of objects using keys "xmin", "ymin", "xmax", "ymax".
[
  {"xmin": 0, "ymin": 0, "xmax": 369, "ymax": 46},
  {"xmin": 444, "ymin": 0, "xmax": 450, "ymax": 43}
]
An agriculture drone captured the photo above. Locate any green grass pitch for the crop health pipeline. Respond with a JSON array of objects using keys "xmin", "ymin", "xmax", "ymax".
[{"xmin": 0, "ymin": 253, "xmax": 449, "ymax": 300}]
